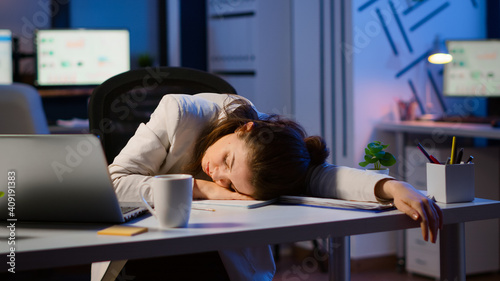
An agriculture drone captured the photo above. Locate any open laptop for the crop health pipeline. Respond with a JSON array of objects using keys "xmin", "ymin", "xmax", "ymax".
[{"xmin": 0, "ymin": 134, "xmax": 146, "ymax": 223}]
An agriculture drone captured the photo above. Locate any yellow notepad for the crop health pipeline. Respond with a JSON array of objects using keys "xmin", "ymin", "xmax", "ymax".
[{"xmin": 97, "ymin": 225, "xmax": 148, "ymax": 236}]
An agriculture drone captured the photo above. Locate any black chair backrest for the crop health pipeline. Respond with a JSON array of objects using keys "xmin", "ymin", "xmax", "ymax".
[{"xmin": 88, "ymin": 67, "xmax": 237, "ymax": 164}]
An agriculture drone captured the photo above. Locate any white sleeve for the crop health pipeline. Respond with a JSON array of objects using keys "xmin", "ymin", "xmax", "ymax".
[
  {"xmin": 108, "ymin": 95, "xmax": 183, "ymax": 203},
  {"xmin": 306, "ymin": 163, "xmax": 394, "ymax": 202}
]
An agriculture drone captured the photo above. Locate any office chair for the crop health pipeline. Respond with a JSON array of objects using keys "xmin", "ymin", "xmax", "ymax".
[
  {"xmin": 88, "ymin": 66, "xmax": 237, "ymax": 164},
  {"xmin": 0, "ymin": 83, "xmax": 49, "ymax": 134}
]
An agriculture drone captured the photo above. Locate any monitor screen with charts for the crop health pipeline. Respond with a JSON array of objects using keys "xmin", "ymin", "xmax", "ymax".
[
  {"xmin": 34, "ymin": 29, "xmax": 130, "ymax": 87},
  {"xmin": 0, "ymin": 29, "xmax": 13, "ymax": 84},
  {"xmin": 443, "ymin": 40, "xmax": 500, "ymax": 97}
]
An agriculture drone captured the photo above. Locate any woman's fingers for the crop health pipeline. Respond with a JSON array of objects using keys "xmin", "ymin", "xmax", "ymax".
[
  {"xmin": 397, "ymin": 198, "xmax": 431, "ymax": 241},
  {"xmin": 389, "ymin": 181, "xmax": 443, "ymax": 243},
  {"xmin": 411, "ymin": 196, "xmax": 442, "ymax": 243},
  {"xmin": 423, "ymin": 198, "xmax": 443, "ymax": 243}
]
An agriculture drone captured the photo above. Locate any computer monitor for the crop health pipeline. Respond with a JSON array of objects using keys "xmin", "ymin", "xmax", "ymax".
[
  {"xmin": 0, "ymin": 29, "xmax": 13, "ymax": 84},
  {"xmin": 443, "ymin": 40, "xmax": 500, "ymax": 117},
  {"xmin": 443, "ymin": 40, "xmax": 500, "ymax": 97},
  {"xmin": 34, "ymin": 29, "xmax": 130, "ymax": 87}
]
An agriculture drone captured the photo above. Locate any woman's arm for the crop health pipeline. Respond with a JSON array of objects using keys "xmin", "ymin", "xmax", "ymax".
[
  {"xmin": 375, "ymin": 179, "xmax": 443, "ymax": 243},
  {"xmin": 108, "ymin": 95, "xmax": 186, "ymax": 202},
  {"xmin": 108, "ymin": 123, "xmax": 169, "ymax": 202},
  {"xmin": 307, "ymin": 163, "xmax": 393, "ymax": 202},
  {"xmin": 194, "ymin": 179, "xmax": 253, "ymax": 200},
  {"xmin": 307, "ymin": 163, "xmax": 442, "ymax": 243}
]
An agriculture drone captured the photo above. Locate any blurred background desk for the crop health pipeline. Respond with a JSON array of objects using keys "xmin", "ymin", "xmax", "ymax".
[
  {"xmin": 376, "ymin": 120, "xmax": 500, "ymax": 278},
  {"xmin": 38, "ymin": 88, "xmax": 93, "ymax": 131}
]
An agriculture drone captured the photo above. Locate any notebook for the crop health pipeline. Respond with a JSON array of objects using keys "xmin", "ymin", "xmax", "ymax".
[{"xmin": 0, "ymin": 134, "xmax": 146, "ymax": 223}]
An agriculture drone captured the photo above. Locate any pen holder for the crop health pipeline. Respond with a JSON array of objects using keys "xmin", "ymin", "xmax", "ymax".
[{"xmin": 426, "ymin": 163, "xmax": 475, "ymax": 203}]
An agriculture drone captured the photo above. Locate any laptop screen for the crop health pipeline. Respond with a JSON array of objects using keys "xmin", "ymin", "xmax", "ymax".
[{"xmin": 0, "ymin": 29, "xmax": 13, "ymax": 84}]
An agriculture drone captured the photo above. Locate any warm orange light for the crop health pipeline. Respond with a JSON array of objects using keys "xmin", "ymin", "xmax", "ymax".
[{"xmin": 428, "ymin": 53, "xmax": 453, "ymax": 64}]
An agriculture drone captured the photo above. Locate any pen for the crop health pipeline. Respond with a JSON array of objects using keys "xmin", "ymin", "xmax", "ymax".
[
  {"xmin": 429, "ymin": 155, "xmax": 441, "ymax": 165},
  {"xmin": 417, "ymin": 143, "xmax": 432, "ymax": 162},
  {"xmin": 456, "ymin": 148, "xmax": 464, "ymax": 164},
  {"xmin": 450, "ymin": 136, "xmax": 456, "ymax": 164},
  {"xmin": 192, "ymin": 207, "xmax": 216, "ymax": 212},
  {"xmin": 466, "ymin": 156, "xmax": 474, "ymax": 164},
  {"xmin": 417, "ymin": 143, "xmax": 441, "ymax": 164}
]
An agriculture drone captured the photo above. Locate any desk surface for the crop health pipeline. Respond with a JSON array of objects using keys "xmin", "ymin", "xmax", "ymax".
[
  {"xmin": 377, "ymin": 120, "xmax": 500, "ymax": 140},
  {"xmin": 1, "ymin": 198, "xmax": 500, "ymax": 272}
]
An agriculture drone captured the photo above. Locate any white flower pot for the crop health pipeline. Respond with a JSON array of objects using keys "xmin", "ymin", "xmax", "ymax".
[{"xmin": 366, "ymin": 168, "xmax": 390, "ymax": 175}]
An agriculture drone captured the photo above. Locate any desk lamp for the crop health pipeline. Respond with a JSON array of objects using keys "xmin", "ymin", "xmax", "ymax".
[
  {"xmin": 419, "ymin": 38, "xmax": 452, "ymax": 121},
  {"xmin": 428, "ymin": 53, "xmax": 453, "ymax": 64}
]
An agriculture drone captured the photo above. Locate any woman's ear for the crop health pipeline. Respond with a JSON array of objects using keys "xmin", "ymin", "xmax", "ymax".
[{"xmin": 236, "ymin": 122, "xmax": 254, "ymax": 133}]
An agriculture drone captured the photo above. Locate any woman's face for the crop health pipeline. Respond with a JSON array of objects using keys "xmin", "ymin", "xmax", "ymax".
[{"xmin": 201, "ymin": 132, "xmax": 255, "ymax": 196}]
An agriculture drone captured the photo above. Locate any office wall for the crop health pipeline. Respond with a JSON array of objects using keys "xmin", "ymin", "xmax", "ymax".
[
  {"xmin": 69, "ymin": 0, "xmax": 159, "ymax": 69},
  {"xmin": 0, "ymin": 0, "xmax": 51, "ymax": 74}
]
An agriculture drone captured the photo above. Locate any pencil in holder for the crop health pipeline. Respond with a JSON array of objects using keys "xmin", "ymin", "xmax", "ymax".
[{"xmin": 426, "ymin": 163, "xmax": 475, "ymax": 203}]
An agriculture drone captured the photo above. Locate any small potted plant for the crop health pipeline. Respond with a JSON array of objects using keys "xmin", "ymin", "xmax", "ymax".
[
  {"xmin": 359, "ymin": 141, "xmax": 396, "ymax": 174},
  {"xmin": 138, "ymin": 53, "xmax": 154, "ymax": 68}
]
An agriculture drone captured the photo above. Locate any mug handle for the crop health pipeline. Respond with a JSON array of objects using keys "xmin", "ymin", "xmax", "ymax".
[{"xmin": 139, "ymin": 183, "xmax": 156, "ymax": 218}]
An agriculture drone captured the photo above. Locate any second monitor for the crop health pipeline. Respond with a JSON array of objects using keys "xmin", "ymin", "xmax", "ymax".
[{"xmin": 34, "ymin": 29, "xmax": 130, "ymax": 87}]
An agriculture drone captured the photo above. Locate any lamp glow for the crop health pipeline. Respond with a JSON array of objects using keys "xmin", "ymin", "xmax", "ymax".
[{"xmin": 428, "ymin": 53, "xmax": 453, "ymax": 64}]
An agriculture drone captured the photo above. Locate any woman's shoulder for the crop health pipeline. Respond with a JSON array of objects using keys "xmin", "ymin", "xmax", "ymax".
[
  {"xmin": 158, "ymin": 93, "xmax": 243, "ymax": 113},
  {"xmin": 146, "ymin": 94, "xmax": 234, "ymax": 144},
  {"xmin": 152, "ymin": 93, "xmax": 238, "ymax": 129}
]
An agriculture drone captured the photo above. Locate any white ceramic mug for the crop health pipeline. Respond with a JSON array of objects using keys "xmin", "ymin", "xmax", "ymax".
[{"xmin": 139, "ymin": 174, "xmax": 193, "ymax": 228}]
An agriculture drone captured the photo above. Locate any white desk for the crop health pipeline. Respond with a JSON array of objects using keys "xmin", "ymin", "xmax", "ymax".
[
  {"xmin": 377, "ymin": 120, "xmax": 500, "ymax": 140},
  {"xmin": 376, "ymin": 120, "xmax": 500, "ymax": 181},
  {"xmin": 2, "ymin": 198, "xmax": 500, "ymax": 280}
]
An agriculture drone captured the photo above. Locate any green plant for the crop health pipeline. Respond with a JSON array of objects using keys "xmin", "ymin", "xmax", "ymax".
[
  {"xmin": 359, "ymin": 141, "xmax": 396, "ymax": 170},
  {"xmin": 138, "ymin": 53, "xmax": 154, "ymax": 67}
]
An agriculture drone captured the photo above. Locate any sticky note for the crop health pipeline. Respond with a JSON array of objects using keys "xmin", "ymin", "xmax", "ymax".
[{"xmin": 97, "ymin": 225, "xmax": 148, "ymax": 236}]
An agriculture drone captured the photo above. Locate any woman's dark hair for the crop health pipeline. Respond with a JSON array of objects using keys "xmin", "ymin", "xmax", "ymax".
[{"xmin": 186, "ymin": 98, "xmax": 329, "ymax": 199}]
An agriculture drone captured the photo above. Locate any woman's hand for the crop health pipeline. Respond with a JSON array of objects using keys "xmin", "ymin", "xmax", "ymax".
[
  {"xmin": 193, "ymin": 179, "xmax": 254, "ymax": 200},
  {"xmin": 376, "ymin": 180, "xmax": 443, "ymax": 243}
]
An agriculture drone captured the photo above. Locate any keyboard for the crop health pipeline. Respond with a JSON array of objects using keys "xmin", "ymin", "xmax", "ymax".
[
  {"xmin": 120, "ymin": 206, "xmax": 148, "ymax": 221},
  {"xmin": 121, "ymin": 206, "xmax": 141, "ymax": 214},
  {"xmin": 434, "ymin": 115, "xmax": 499, "ymax": 125}
]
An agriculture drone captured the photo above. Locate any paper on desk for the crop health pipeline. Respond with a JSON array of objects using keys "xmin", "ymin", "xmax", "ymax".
[
  {"xmin": 193, "ymin": 198, "xmax": 277, "ymax": 209},
  {"xmin": 279, "ymin": 196, "xmax": 394, "ymax": 210},
  {"xmin": 56, "ymin": 118, "xmax": 89, "ymax": 128}
]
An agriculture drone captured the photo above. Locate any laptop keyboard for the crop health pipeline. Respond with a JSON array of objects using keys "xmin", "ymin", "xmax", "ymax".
[
  {"xmin": 121, "ymin": 206, "xmax": 148, "ymax": 221},
  {"xmin": 121, "ymin": 206, "xmax": 140, "ymax": 214}
]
